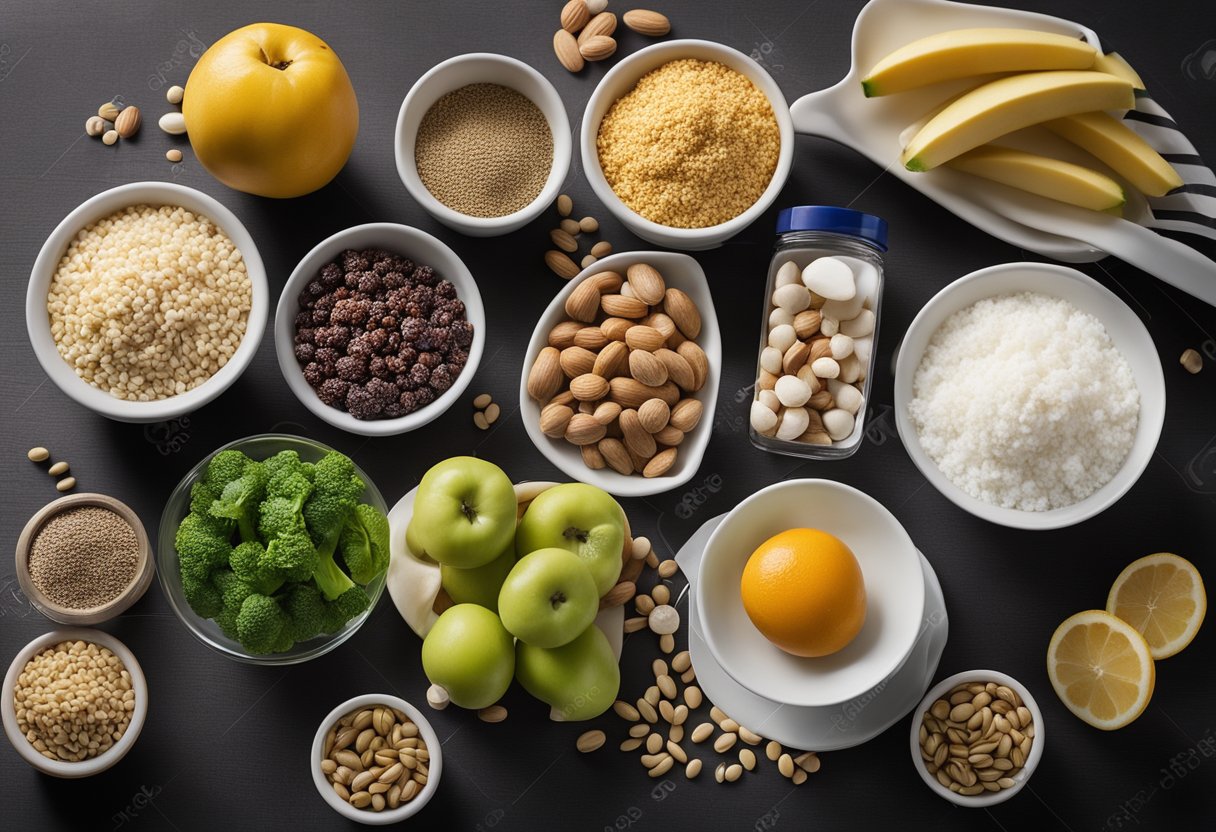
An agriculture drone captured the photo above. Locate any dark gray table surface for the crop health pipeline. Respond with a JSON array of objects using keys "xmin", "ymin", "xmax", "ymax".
[{"xmin": 3, "ymin": 1, "xmax": 1215, "ymax": 830}]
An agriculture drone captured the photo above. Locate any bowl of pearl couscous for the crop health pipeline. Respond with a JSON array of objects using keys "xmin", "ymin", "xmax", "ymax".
[
  {"xmin": 26, "ymin": 181, "xmax": 268, "ymax": 423},
  {"xmin": 581, "ymin": 40, "xmax": 795, "ymax": 251}
]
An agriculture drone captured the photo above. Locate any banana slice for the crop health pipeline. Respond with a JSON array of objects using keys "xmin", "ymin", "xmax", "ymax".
[
  {"xmin": 1044, "ymin": 111, "xmax": 1181, "ymax": 196},
  {"xmin": 947, "ymin": 145, "xmax": 1125, "ymax": 211}
]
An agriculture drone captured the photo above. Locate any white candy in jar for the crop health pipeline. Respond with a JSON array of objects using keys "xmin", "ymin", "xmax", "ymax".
[
  {"xmin": 758, "ymin": 389, "xmax": 781, "ymax": 412},
  {"xmin": 776, "ymin": 406, "xmax": 810, "ymax": 441},
  {"xmin": 772, "ymin": 283, "xmax": 811, "ymax": 313},
  {"xmin": 838, "ymin": 354, "xmax": 862, "ymax": 384},
  {"xmin": 830, "ymin": 333, "xmax": 854, "ymax": 360},
  {"xmin": 768, "ymin": 324, "xmax": 797, "ymax": 353},
  {"xmin": 769, "ymin": 307, "xmax": 794, "ymax": 329},
  {"xmin": 774, "ymin": 375, "xmax": 812, "ymax": 407},
  {"xmin": 750, "ymin": 401, "xmax": 778, "ymax": 434},
  {"xmin": 774, "ymin": 260, "xmax": 802, "ymax": 287},
  {"xmin": 820, "ymin": 316, "xmax": 839, "ymax": 337},
  {"xmin": 841, "ymin": 308, "xmax": 875, "ymax": 338},
  {"xmin": 801, "ymin": 256, "xmax": 855, "ymax": 301},
  {"xmin": 760, "ymin": 346, "xmax": 783, "ymax": 375},
  {"xmin": 811, "ymin": 357, "xmax": 840, "ymax": 379},
  {"xmin": 822, "ymin": 408, "xmax": 856, "ymax": 441},
  {"xmin": 828, "ymin": 379, "xmax": 864, "ymax": 415}
]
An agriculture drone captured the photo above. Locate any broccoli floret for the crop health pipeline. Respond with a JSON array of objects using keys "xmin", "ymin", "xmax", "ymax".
[
  {"xmin": 264, "ymin": 530, "xmax": 318, "ymax": 583},
  {"xmin": 209, "ymin": 461, "xmax": 268, "ymax": 542},
  {"xmin": 213, "ymin": 569, "xmax": 255, "ymax": 639},
  {"xmin": 181, "ymin": 564, "xmax": 223, "ymax": 618},
  {"xmin": 282, "ymin": 583, "xmax": 328, "ymax": 642},
  {"xmin": 263, "ymin": 449, "xmax": 304, "ymax": 481},
  {"xmin": 303, "ymin": 452, "xmax": 365, "ymax": 550},
  {"xmin": 323, "ymin": 586, "xmax": 371, "ymax": 633},
  {"xmin": 338, "ymin": 504, "xmax": 391, "ymax": 585},
  {"xmin": 205, "ymin": 449, "xmax": 252, "ymax": 490},
  {"xmin": 259, "ymin": 492, "xmax": 310, "ymax": 542},
  {"xmin": 235, "ymin": 594, "xmax": 291, "ymax": 655},
  {"xmin": 230, "ymin": 541, "xmax": 283, "ymax": 596},
  {"xmin": 176, "ymin": 513, "xmax": 234, "ymax": 573}
]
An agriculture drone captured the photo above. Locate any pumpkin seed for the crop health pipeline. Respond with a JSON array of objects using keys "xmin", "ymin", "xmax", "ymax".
[
  {"xmin": 636, "ymin": 699, "xmax": 658, "ymax": 724},
  {"xmin": 713, "ymin": 733, "xmax": 737, "ymax": 753},
  {"xmin": 690, "ymin": 723, "xmax": 714, "ymax": 743},
  {"xmin": 766, "ymin": 741, "xmax": 783, "ymax": 761},
  {"xmin": 685, "ymin": 759, "xmax": 702, "ymax": 779},
  {"xmin": 577, "ymin": 730, "xmax": 606, "ymax": 753},
  {"xmin": 778, "ymin": 753, "xmax": 795, "ymax": 778},
  {"xmin": 644, "ymin": 686, "xmax": 661, "ymax": 706},
  {"xmin": 649, "ymin": 756, "xmax": 674, "ymax": 778},
  {"xmin": 629, "ymin": 723, "xmax": 650, "ymax": 738},
  {"xmin": 658, "ymin": 700, "xmax": 675, "ymax": 723},
  {"xmin": 792, "ymin": 768, "xmax": 808, "ymax": 785},
  {"xmin": 659, "ymin": 634, "xmax": 675, "ymax": 653},
  {"xmin": 672, "ymin": 651, "xmax": 692, "ymax": 673},
  {"xmin": 620, "ymin": 738, "xmax": 644, "ymax": 752},
  {"xmin": 657, "ymin": 675, "xmax": 677, "ymax": 699},
  {"xmin": 613, "ymin": 700, "xmax": 640, "ymax": 722},
  {"xmin": 667, "ymin": 741, "xmax": 687, "ymax": 763},
  {"xmin": 646, "ymin": 733, "xmax": 663, "ymax": 754},
  {"xmin": 724, "ymin": 763, "xmax": 743, "ymax": 782},
  {"xmin": 739, "ymin": 748, "xmax": 756, "ymax": 770}
]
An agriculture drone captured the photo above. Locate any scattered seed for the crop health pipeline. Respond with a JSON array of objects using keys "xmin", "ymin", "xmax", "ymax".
[
  {"xmin": 658, "ymin": 559, "xmax": 679, "ymax": 578},
  {"xmin": 738, "ymin": 726, "xmax": 763, "ymax": 746},
  {"xmin": 631, "ymin": 536, "xmax": 651, "ymax": 560},
  {"xmin": 657, "ymin": 675, "xmax": 677, "ymax": 699},
  {"xmin": 667, "ymin": 740, "xmax": 688, "ymax": 763},
  {"xmin": 613, "ymin": 700, "xmax": 640, "ymax": 722},
  {"xmin": 659, "ymin": 633, "xmax": 675, "ymax": 653},
  {"xmin": 671, "ymin": 651, "xmax": 691, "ymax": 673},
  {"xmin": 652, "ymin": 658, "xmax": 668, "ymax": 678},
  {"xmin": 713, "ymin": 733, "xmax": 738, "ymax": 753},
  {"xmin": 658, "ymin": 700, "xmax": 675, "ymax": 723},
  {"xmin": 620, "ymin": 738, "xmax": 644, "ymax": 751},
  {"xmin": 56, "ymin": 477, "xmax": 77, "ymax": 492},
  {"xmin": 646, "ymin": 733, "xmax": 663, "ymax": 754},
  {"xmin": 624, "ymin": 616, "xmax": 648, "ymax": 633},
  {"xmin": 579, "ymin": 216, "xmax": 599, "ymax": 233},
  {"xmin": 637, "ymin": 699, "xmax": 658, "ymax": 724},
  {"xmin": 48, "ymin": 461, "xmax": 70, "ymax": 476},
  {"xmin": 484, "ymin": 403, "xmax": 501, "ymax": 425},
  {"xmin": 27, "ymin": 447, "xmax": 49, "ymax": 462},
  {"xmin": 724, "ymin": 763, "xmax": 743, "ymax": 782},
  {"xmin": 714, "ymin": 762, "xmax": 726, "ymax": 783},
  {"xmin": 669, "ymin": 724, "xmax": 684, "ymax": 743},
  {"xmin": 680, "ymin": 668, "xmax": 696, "ymax": 684},
  {"xmin": 646, "ymin": 550, "xmax": 660, "ymax": 568},
  {"xmin": 426, "ymin": 684, "xmax": 450, "ymax": 710},
  {"xmin": 577, "ymin": 730, "xmax": 606, "ymax": 753},
  {"xmin": 651, "ymin": 584, "xmax": 671, "ymax": 605},
  {"xmin": 766, "ymin": 741, "xmax": 782, "ymax": 761},
  {"xmin": 719, "ymin": 718, "xmax": 740, "ymax": 734},
  {"xmin": 685, "ymin": 759, "xmax": 702, "ymax": 779},
  {"xmin": 165, "ymin": 85, "xmax": 185, "ymax": 105},
  {"xmin": 795, "ymin": 752, "xmax": 820, "ymax": 773},
  {"xmin": 635, "ymin": 594, "xmax": 655, "ymax": 615},
  {"xmin": 778, "ymin": 753, "xmax": 795, "ymax": 778},
  {"xmin": 649, "ymin": 756, "xmax": 675, "ymax": 778},
  {"xmin": 591, "ymin": 240, "xmax": 613, "ymax": 258},
  {"xmin": 629, "ymin": 723, "xmax": 650, "ymax": 738},
  {"xmin": 557, "ymin": 194, "xmax": 573, "ymax": 217},
  {"xmin": 478, "ymin": 705, "xmax": 508, "ymax": 723},
  {"xmin": 98, "ymin": 101, "xmax": 120, "ymax": 121},
  {"xmin": 739, "ymin": 748, "xmax": 757, "ymax": 770},
  {"xmin": 473, "ymin": 393, "xmax": 493, "ymax": 409},
  {"xmin": 102, "ymin": 130, "xmax": 119, "ymax": 146},
  {"xmin": 473, "ymin": 412, "xmax": 490, "ymax": 430},
  {"xmin": 690, "ymin": 723, "xmax": 714, "ymax": 744},
  {"xmin": 644, "ymin": 686, "xmax": 660, "ymax": 706},
  {"xmin": 86, "ymin": 116, "xmax": 107, "ymax": 137},
  {"xmin": 165, "ymin": 148, "xmax": 183, "ymax": 163},
  {"xmin": 581, "ymin": 254, "xmax": 598, "ymax": 269},
  {"xmin": 792, "ymin": 768, "xmax": 808, "ymax": 785}
]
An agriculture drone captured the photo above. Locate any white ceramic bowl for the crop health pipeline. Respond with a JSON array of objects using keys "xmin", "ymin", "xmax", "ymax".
[
  {"xmin": 26, "ymin": 182, "xmax": 268, "ymax": 423},
  {"xmin": 395, "ymin": 53, "xmax": 572, "ymax": 236},
  {"xmin": 2, "ymin": 627, "xmax": 149, "ymax": 778},
  {"xmin": 697, "ymin": 479, "xmax": 925, "ymax": 707},
  {"xmin": 274, "ymin": 223, "xmax": 485, "ymax": 437},
  {"xmin": 518, "ymin": 251, "xmax": 721, "ymax": 497},
  {"xmin": 311, "ymin": 694, "xmax": 442, "ymax": 824},
  {"xmin": 580, "ymin": 39, "xmax": 794, "ymax": 250},
  {"xmin": 910, "ymin": 670, "xmax": 1045, "ymax": 807},
  {"xmin": 893, "ymin": 262, "xmax": 1165, "ymax": 530}
]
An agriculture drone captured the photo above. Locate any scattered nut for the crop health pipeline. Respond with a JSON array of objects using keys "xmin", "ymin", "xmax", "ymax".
[
  {"xmin": 85, "ymin": 116, "xmax": 107, "ymax": 137},
  {"xmin": 102, "ymin": 130, "xmax": 118, "ymax": 146},
  {"xmin": 97, "ymin": 102, "xmax": 120, "ymax": 121},
  {"xmin": 27, "ymin": 447, "xmax": 50, "ymax": 463},
  {"xmin": 166, "ymin": 85, "xmax": 185, "ymax": 105},
  {"xmin": 1181, "ymin": 348, "xmax": 1203, "ymax": 374},
  {"xmin": 166, "ymin": 148, "xmax": 183, "ymax": 163}
]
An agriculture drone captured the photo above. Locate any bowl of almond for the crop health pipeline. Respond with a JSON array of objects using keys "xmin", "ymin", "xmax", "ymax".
[{"xmin": 519, "ymin": 252, "xmax": 720, "ymax": 497}]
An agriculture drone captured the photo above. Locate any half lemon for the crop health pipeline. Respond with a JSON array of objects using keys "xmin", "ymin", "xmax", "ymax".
[
  {"xmin": 1047, "ymin": 610, "xmax": 1155, "ymax": 730},
  {"xmin": 1106, "ymin": 552, "xmax": 1206, "ymax": 660}
]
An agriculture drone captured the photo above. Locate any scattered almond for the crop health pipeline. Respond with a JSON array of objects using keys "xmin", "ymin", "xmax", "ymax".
[
  {"xmin": 578, "ymin": 11, "xmax": 617, "ymax": 45},
  {"xmin": 623, "ymin": 9, "xmax": 671, "ymax": 36},
  {"xmin": 114, "ymin": 105, "xmax": 141, "ymax": 138},
  {"xmin": 579, "ymin": 35, "xmax": 617, "ymax": 61},
  {"xmin": 561, "ymin": 0, "xmax": 591, "ymax": 33},
  {"xmin": 545, "ymin": 249, "xmax": 581, "ymax": 280}
]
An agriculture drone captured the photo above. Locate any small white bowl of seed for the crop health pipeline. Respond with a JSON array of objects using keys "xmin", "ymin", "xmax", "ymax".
[
  {"xmin": 911, "ymin": 670, "xmax": 1045, "ymax": 807},
  {"xmin": 312, "ymin": 694, "xmax": 442, "ymax": 824}
]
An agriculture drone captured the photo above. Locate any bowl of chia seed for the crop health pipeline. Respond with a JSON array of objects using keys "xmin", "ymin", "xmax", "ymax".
[{"xmin": 15, "ymin": 493, "xmax": 155, "ymax": 625}]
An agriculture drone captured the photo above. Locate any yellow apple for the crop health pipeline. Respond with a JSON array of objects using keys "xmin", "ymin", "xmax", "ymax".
[{"xmin": 183, "ymin": 23, "xmax": 358, "ymax": 198}]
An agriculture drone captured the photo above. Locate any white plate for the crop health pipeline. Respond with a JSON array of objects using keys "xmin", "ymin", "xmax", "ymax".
[
  {"xmin": 697, "ymin": 480, "xmax": 925, "ymax": 708},
  {"xmin": 677, "ymin": 514, "xmax": 948, "ymax": 751},
  {"xmin": 789, "ymin": 0, "xmax": 1108, "ymax": 263},
  {"xmin": 893, "ymin": 262, "xmax": 1165, "ymax": 529},
  {"xmin": 519, "ymin": 251, "xmax": 721, "ymax": 497},
  {"xmin": 385, "ymin": 483, "xmax": 623, "ymax": 658}
]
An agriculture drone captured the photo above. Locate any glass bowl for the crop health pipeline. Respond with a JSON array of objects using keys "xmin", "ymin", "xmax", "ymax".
[{"xmin": 156, "ymin": 433, "xmax": 389, "ymax": 665}]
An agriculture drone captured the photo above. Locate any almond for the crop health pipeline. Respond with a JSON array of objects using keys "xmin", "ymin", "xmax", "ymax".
[
  {"xmin": 654, "ymin": 425, "xmax": 685, "ymax": 446},
  {"xmin": 625, "ymin": 325, "xmax": 665, "ymax": 352},
  {"xmin": 566, "ymin": 279, "xmax": 602, "ymax": 322},
  {"xmin": 600, "ymin": 317, "xmax": 632, "ymax": 341},
  {"xmin": 550, "ymin": 227, "xmax": 579, "ymax": 253},
  {"xmin": 598, "ymin": 438, "xmax": 633, "ymax": 475},
  {"xmin": 593, "ymin": 400, "xmax": 622, "ymax": 425},
  {"xmin": 602, "ymin": 294, "xmax": 648, "ymax": 319},
  {"xmin": 589, "ymin": 271, "xmax": 624, "ymax": 293},
  {"xmin": 758, "ymin": 369, "xmax": 778, "ymax": 391},
  {"xmin": 573, "ymin": 326, "xmax": 608, "ymax": 350},
  {"xmin": 527, "ymin": 347, "xmax": 563, "ymax": 401},
  {"xmin": 629, "ymin": 350, "xmax": 669, "ymax": 387},
  {"xmin": 578, "ymin": 11, "xmax": 617, "ymax": 44},
  {"xmin": 540, "ymin": 403, "xmax": 575, "ymax": 437},
  {"xmin": 579, "ymin": 400, "xmax": 596, "ymax": 414},
  {"xmin": 637, "ymin": 398, "xmax": 671, "ymax": 433},
  {"xmin": 641, "ymin": 312, "xmax": 676, "ymax": 342},
  {"xmin": 548, "ymin": 320, "xmax": 584, "ymax": 349},
  {"xmin": 627, "ymin": 447, "xmax": 649, "ymax": 473},
  {"xmin": 580, "ymin": 34, "xmax": 616, "ymax": 60},
  {"xmin": 793, "ymin": 309, "xmax": 822, "ymax": 340},
  {"xmin": 623, "ymin": 9, "xmax": 671, "ymax": 36},
  {"xmin": 662, "ymin": 288, "xmax": 702, "ymax": 339},
  {"xmin": 561, "ymin": 0, "xmax": 591, "ymax": 33},
  {"xmin": 669, "ymin": 398, "xmax": 704, "ymax": 433},
  {"xmin": 625, "ymin": 263, "xmax": 666, "ymax": 305},
  {"xmin": 608, "ymin": 376, "xmax": 654, "ymax": 409},
  {"xmin": 582, "ymin": 443, "xmax": 606, "ymax": 469},
  {"xmin": 676, "ymin": 341, "xmax": 709, "ymax": 391},
  {"xmin": 545, "ymin": 249, "xmax": 581, "ymax": 279},
  {"xmin": 114, "ymin": 105, "xmax": 142, "ymax": 138},
  {"xmin": 809, "ymin": 337, "xmax": 832, "ymax": 362},
  {"xmin": 570, "ymin": 373, "xmax": 610, "ymax": 401},
  {"xmin": 643, "ymin": 447, "xmax": 678, "ymax": 478},
  {"xmin": 593, "ymin": 340, "xmax": 628, "ymax": 378},
  {"xmin": 599, "ymin": 580, "xmax": 637, "ymax": 609},
  {"xmin": 783, "ymin": 341, "xmax": 811, "ymax": 375},
  {"xmin": 553, "ymin": 29, "xmax": 585, "ymax": 72},
  {"xmin": 566, "ymin": 413, "xmax": 607, "ymax": 445},
  {"xmin": 548, "ymin": 390, "xmax": 576, "ymax": 407},
  {"xmin": 655, "ymin": 348, "xmax": 695, "ymax": 392},
  {"xmin": 808, "ymin": 390, "xmax": 834, "ymax": 411},
  {"xmin": 560, "ymin": 346, "xmax": 597, "ymax": 377},
  {"xmin": 620, "ymin": 409, "xmax": 657, "ymax": 459},
  {"xmin": 653, "ymin": 380, "xmax": 681, "ymax": 406}
]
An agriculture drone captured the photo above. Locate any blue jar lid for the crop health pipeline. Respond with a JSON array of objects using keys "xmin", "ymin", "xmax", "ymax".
[{"xmin": 776, "ymin": 206, "xmax": 888, "ymax": 252}]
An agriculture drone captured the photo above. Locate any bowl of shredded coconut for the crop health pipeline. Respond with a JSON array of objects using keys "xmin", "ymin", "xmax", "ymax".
[{"xmin": 894, "ymin": 262, "xmax": 1164, "ymax": 530}]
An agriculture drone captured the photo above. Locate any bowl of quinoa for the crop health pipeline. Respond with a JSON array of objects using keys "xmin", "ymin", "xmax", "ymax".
[
  {"xmin": 894, "ymin": 262, "xmax": 1165, "ymax": 530},
  {"xmin": 581, "ymin": 39, "xmax": 794, "ymax": 250},
  {"xmin": 26, "ymin": 182, "xmax": 268, "ymax": 423}
]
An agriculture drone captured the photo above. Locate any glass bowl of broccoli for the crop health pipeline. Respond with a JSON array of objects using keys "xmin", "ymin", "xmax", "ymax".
[{"xmin": 157, "ymin": 434, "xmax": 390, "ymax": 664}]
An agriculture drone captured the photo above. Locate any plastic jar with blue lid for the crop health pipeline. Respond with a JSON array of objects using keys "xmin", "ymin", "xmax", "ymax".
[{"xmin": 750, "ymin": 206, "xmax": 888, "ymax": 460}]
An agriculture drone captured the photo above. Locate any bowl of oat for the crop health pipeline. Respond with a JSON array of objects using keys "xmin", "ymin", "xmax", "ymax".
[
  {"xmin": 581, "ymin": 39, "xmax": 794, "ymax": 250},
  {"xmin": 26, "ymin": 182, "xmax": 268, "ymax": 423}
]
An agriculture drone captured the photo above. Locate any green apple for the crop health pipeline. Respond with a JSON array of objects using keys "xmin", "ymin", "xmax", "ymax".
[
  {"xmin": 515, "ymin": 483, "xmax": 625, "ymax": 595},
  {"xmin": 441, "ymin": 543, "xmax": 516, "ymax": 612},
  {"xmin": 409, "ymin": 456, "xmax": 517, "ymax": 568},
  {"xmin": 515, "ymin": 623, "xmax": 620, "ymax": 721},
  {"xmin": 498, "ymin": 548, "xmax": 599, "ymax": 648},
  {"xmin": 421, "ymin": 604, "xmax": 515, "ymax": 710}
]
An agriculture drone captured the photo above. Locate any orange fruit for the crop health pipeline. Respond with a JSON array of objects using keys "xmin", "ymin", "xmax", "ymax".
[{"xmin": 740, "ymin": 528, "xmax": 866, "ymax": 657}]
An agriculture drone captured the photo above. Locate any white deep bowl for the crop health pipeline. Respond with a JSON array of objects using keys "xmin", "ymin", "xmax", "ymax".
[
  {"xmin": 518, "ymin": 251, "xmax": 721, "ymax": 497},
  {"xmin": 311, "ymin": 694, "xmax": 442, "ymax": 824},
  {"xmin": 910, "ymin": 669, "xmax": 1045, "ymax": 807},
  {"xmin": 274, "ymin": 223, "xmax": 485, "ymax": 437},
  {"xmin": 2, "ymin": 628, "xmax": 149, "ymax": 778},
  {"xmin": 893, "ymin": 262, "xmax": 1165, "ymax": 530},
  {"xmin": 26, "ymin": 182, "xmax": 268, "ymax": 423},
  {"xmin": 580, "ymin": 39, "xmax": 794, "ymax": 251},
  {"xmin": 395, "ymin": 53, "xmax": 572, "ymax": 237},
  {"xmin": 697, "ymin": 479, "xmax": 925, "ymax": 708}
]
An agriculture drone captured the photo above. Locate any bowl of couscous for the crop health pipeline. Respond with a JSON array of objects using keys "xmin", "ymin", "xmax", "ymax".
[
  {"xmin": 26, "ymin": 181, "xmax": 268, "ymax": 423},
  {"xmin": 580, "ymin": 39, "xmax": 795, "ymax": 251}
]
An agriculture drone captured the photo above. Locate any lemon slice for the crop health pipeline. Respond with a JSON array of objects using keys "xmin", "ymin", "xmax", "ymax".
[
  {"xmin": 1107, "ymin": 553, "xmax": 1206, "ymax": 659},
  {"xmin": 1047, "ymin": 610, "xmax": 1155, "ymax": 730}
]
